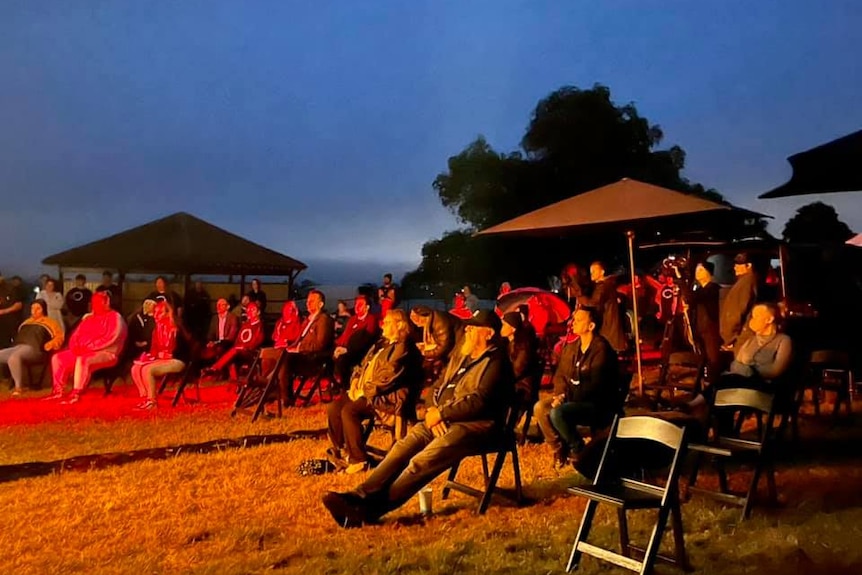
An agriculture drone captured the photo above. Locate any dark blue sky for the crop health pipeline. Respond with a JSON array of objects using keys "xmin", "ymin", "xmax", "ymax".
[{"xmin": 1, "ymin": 1, "xmax": 860, "ymax": 283}]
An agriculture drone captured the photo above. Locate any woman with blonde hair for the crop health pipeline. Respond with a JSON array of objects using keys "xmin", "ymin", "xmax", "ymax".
[{"xmin": 130, "ymin": 301, "xmax": 189, "ymax": 410}]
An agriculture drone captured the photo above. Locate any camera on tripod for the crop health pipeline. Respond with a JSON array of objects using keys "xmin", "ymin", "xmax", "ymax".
[{"xmin": 660, "ymin": 255, "xmax": 689, "ymax": 281}]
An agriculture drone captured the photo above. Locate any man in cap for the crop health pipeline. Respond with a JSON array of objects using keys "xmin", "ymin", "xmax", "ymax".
[
  {"xmin": 720, "ymin": 252, "xmax": 758, "ymax": 350},
  {"xmin": 322, "ymin": 309, "xmax": 514, "ymax": 527}
]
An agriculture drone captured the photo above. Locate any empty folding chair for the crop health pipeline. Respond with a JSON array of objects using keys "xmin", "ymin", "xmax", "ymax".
[
  {"xmin": 231, "ymin": 349, "xmax": 284, "ymax": 422},
  {"xmin": 806, "ymin": 350, "xmax": 854, "ymax": 418},
  {"xmin": 156, "ymin": 362, "xmax": 197, "ymax": 407},
  {"xmin": 687, "ymin": 387, "xmax": 777, "ymax": 520},
  {"xmin": 566, "ymin": 415, "xmax": 690, "ymax": 574}
]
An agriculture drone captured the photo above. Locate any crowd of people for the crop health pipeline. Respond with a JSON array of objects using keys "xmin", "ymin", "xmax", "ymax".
[{"xmin": 1, "ymin": 254, "xmax": 799, "ymax": 528}]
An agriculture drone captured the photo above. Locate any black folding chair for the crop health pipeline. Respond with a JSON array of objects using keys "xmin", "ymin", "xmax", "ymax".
[
  {"xmin": 156, "ymin": 362, "xmax": 198, "ymax": 407},
  {"xmin": 441, "ymin": 406, "xmax": 524, "ymax": 515},
  {"xmin": 231, "ymin": 348, "xmax": 284, "ymax": 422},
  {"xmin": 567, "ymin": 415, "xmax": 690, "ymax": 574},
  {"xmin": 806, "ymin": 350, "xmax": 854, "ymax": 419},
  {"xmin": 291, "ymin": 359, "xmax": 335, "ymax": 406},
  {"xmin": 687, "ymin": 387, "xmax": 777, "ymax": 521},
  {"xmin": 362, "ymin": 411, "xmax": 410, "ymax": 459},
  {"xmin": 646, "ymin": 351, "xmax": 705, "ymax": 402}
]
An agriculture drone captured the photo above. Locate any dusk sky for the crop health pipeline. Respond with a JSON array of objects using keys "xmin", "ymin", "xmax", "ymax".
[{"xmin": 1, "ymin": 1, "xmax": 860, "ymax": 283}]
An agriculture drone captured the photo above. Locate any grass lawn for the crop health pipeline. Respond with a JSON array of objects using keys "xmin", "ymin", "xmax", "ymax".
[{"xmin": 1, "ymin": 382, "xmax": 861, "ymax": 574}]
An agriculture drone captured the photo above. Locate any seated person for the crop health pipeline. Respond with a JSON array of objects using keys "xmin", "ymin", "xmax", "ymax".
[
  {"xmin": 47, "ymin": 292, "xmax": 127, "ymax": 403},
  {"xmin": 534, "ymin": 306, "xmax": 619, "ymax": 467},
  {"xmin": 449, "ymin": 293, "xmax": 474, "ymax": 320},
  {"xmin": 199, "ymin": 298, "xmax": 240, "ymax": 363},
  {"xmin": 130, "ymin": 301, "xmax": 191, "ymax": 411},
  {"xmin": 409, "ymin": 305, "xmax": 461, "ymax": 385},
  {"xmin": 689, "ymin": 302, "xmax": 791, "ymax": 405},
  {"xmin": 327, "ymin": 309, "xmax": 422, "ymax": 473},
  {"xmin": 0, "ymin": 299, "xmax": 64, "ymax": 396},
  {"xmin": 322, "ymin": 310, "xmax": 513, "ymax": 528},
  {"xmin": 203, "ymin": 301, "xmax": 264, "ymax": 379},
  {"xmin": 332, "ymin": 295, "xmax": 379, "ymax": 389},
  {"xmin": 275, "ymin": 289, "xmax": 335, "ymax": 405},
  {"xmin": 126, "ymin": 299, "xmax": 156, "ymax": 359},
  {"xmin": 272, "ymin": 301, "xmax": 302, "ymax": 349},
  {"xmin": 232, "ymin": 294, "xmax": 251, "ymax": 323},
  {"xmin": 332, "ymin": 300, "xmax": 353, "ymax": 339},
  {"xmin": 501, "ymin": 311, "xmax": 541, "ymax": 406}
]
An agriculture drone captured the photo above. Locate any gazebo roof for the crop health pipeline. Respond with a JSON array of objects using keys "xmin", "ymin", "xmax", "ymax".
[{"xmin": 43, "ymin": 212, "xmax": 307, "ymax": 276}]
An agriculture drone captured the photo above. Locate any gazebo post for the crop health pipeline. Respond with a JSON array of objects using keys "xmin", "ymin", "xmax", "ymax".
[
  {"xmin": 118, "ymin": 270, "xmax": 126, "ymax": 315},
  {"xmin": 288, "ymin": 270, "xmax": 299, "ymax": 299},
  {"xmin": 58, "ymin": 266, "xmax": 65, "ymax": 290},
  {"xmin": 239, "ymin": 275, "xmax": 246, "ymax": 299}
]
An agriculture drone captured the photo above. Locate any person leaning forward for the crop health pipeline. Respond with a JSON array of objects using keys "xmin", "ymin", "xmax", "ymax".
[{"xmin": 322, "ymin": 309, "xmax": 513, "ymax": 528}]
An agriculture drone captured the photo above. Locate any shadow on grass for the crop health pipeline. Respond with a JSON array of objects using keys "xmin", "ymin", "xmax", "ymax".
[{"xmin": 0, "ymin": 429, "xmax": 328, "ymax": 484}]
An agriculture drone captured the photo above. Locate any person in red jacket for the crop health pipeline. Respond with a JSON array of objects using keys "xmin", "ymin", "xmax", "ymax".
[
  {"xmin": 332, "ymin": 295, "xmax": 379, "ymax": 389},
  {"xmin": 48, "ymin": 291, "xmax": 127, "ymax": 403},
  {"xmin": 130, "ymin": 301, "xmax": 188, "ymax": 410},
  {"xmin": 449, "ymin": 293, "xmax": 474, "ymax": 320},
  {"xmin": 273, "ymin": 301, "xmax": 302, "ymax": 349},
  {"xmin": 204, "ymin": 301, "xmax": 264, "ymax": 380}
]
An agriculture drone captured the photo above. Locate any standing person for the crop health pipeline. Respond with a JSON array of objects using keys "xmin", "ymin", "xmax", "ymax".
[
  {"xmin": 147, "ymin": 276, "xmax": 183, "ymax": 315},
  {"xmin": 379, "ymin": 273, "xmax": 400, "ymax": 308},
  {"xmin": 577, "ymin": 261, "xmax": 627, "ymax": 353},
  {"xmin": 183, "ymin": 281, "xmax": 211, "ymax": 342},
  {"xmin": 0, "ymin": 299, "xmax": 64, "ymax": 396},
  {"xmin": 0, "ymin": 271, "xmax": 25, "ymax": 348},
  {"xmin": 246, "ymin": 279, "xmax": 267, "ymax": 315},
  {"xmin": 720, "ymin": 253, "xmax": 758, "ymax": 350},
  {"xmin": 65, "ymin": 274, "xmax": 93, "ymax": 326},
  {"xmin": 95, "ymin": 271, "xmax": 122, "ymax": 312},
  {"xmin": 37, "ymin": 278, "xmax": 66, "ymax": 334},
  {"xmin": 461, "ymin": 285, "xmax": 480, "ymax": 313},
  {"xmin": 681, "ymin": 262, "xmax": 722, "ymax": 385},
  {"xmin": 130, "ymin": 301, "xmax": 189, "ymax": 411}
]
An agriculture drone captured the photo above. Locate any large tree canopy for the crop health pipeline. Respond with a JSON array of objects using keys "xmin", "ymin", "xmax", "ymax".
[
  {"xmin": 404, "ymin": 84, "xmax": 748, "ymax": 299},
  {"xmin": 782, "ymin": 201, "xmax": 854, "ymax": 244}
]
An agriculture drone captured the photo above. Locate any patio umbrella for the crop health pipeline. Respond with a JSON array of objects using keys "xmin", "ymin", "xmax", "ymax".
[
  {"xmin": 477, "ymin": 178, "xmax": 765, "ymax": 393},
  {"xmin": 497, "ymin": 287, "xmax": 571, "ymax": 324},
  {"xmin": 847, "ymin": 233, "xmax": 862, "ymax": 248},
  {"xmin": 759, "ymin": 129, "xmax": 862, "ymax": 199}
]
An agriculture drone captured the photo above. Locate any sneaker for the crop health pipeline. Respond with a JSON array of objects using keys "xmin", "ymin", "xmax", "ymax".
[
  {"xmin": 134, "ymin": 400, "xmax": 157, "ymax": 411},
  {"xmin": 345, "ymin": 461, "xmax": 369, "ymax": 475},
  {"xmin": 60, "ymin": 391, "xmax": 82, "ymax": 405}
]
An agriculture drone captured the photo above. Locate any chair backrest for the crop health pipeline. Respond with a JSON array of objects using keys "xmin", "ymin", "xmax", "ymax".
[
  {"xmin": 667, "ymin": 351, "xmax": 704, "ymax": 369},
  {"xmin": 713, "ymin": 387, "xmax": 774, "ymax": 415},
  {"xmin": 594, "ymin": 416, "xmax": 687, "ymax": 495},
  {"xmin": 809, "ymin": 349, "xmax": 850, "ymax": 369}
]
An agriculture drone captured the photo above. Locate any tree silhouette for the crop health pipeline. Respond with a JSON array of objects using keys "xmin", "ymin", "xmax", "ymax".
[{"xmin": 782, "ymin": 201, "xmax": 854, "ymax": 244}]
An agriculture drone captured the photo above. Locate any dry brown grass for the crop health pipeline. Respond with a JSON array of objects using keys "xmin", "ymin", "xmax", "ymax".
[{"xmin": 2, "ymin": 388, "xmax": 862, "ymax": 574}]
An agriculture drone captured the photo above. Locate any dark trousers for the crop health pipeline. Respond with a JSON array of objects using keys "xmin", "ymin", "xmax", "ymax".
[
  {"xmin": 697, "ymin": 328, "xmax": 724, "ymax": 388},
  {"xmin": 355, "ymin": 420, "xmax": 496, "ymax": 517},
  {"xmin": 327, "ymin": 395, "xmax": 376, "ymax": 463},
  {"xmin": 333, "ymin": 351, "xmax": 364, "ymax": 390}
]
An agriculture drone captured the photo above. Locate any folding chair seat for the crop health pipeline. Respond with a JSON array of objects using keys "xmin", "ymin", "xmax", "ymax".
[
  {"xmin": 806, "ymin": 350, "xmax": 854, "ymax": 418},
  {"xmin": 645, "ymin": 351, "xmax": 705, "ymax": 403},
  {"xmin": 441, "ymin": 405, "xmax": 524, "ymax": 515},
  {"xmin": 566, "ymin": 415, "xmax": 690, "ymax": 574},
  {"xmin": 156, "ymin": 362, "xmax": 198, "ymax": 407},
  {"xmin": 232, "ymin": 348, "xmax": 284, "ymax": 422},
  {"xmin": 687, "ymin": 388, "xmax": 777, "ymax": 521}
]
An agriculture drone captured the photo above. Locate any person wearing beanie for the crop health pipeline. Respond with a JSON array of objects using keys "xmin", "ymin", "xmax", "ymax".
[
  {"xmin": 322, "ymin": 309, "xmax": 514, "ymax": 528},
  {"xmin": 681, "ymin": 261, "xmax": 722, "ymax": 386},
  {"xmin": 0, "ymin": 299, "xmax": 64, "ymax": 396},
  {"xmin": 501, "ymin": 311, "xmax": 541, "ymax": 404},
  {"xmin": 720, "ymin": 252, "xmax": 758, "ymax": 349}
]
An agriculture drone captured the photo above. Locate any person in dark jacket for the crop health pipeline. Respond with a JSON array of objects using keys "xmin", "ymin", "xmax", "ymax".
[
  {"xmin": 501, "ymin": 311, "xmax": 540, "ymax": 406},
  {"xmin": 577, "ymin": 261, "xmax": 627, "ymax": 353},
  {"xmin": 681, "ymin": 261, "xmax": 722, "ymax": 385},
  {"xmin": 410, "ymin": 305, "xmax": 462, "ymax": 385},
  {"xmin": 246, "ymin": 278, "xmax": 267, "ymax": 315},
  {"xmin": 534, "ymin": 306, "xmax": 619, "ymax": 467},
  {"xmin": 322, "ymin": 310, "xmax": 513, "ymax": 527},
  {"xmin": 332, "ymin": 294, "xmax": 379, "ymax": 389},
  {"xmin": 720, "ymin": 252, "xmax": 758, "ymax": 349},
  {"xmin": 326, "ymin": 309, "xmax": 421, "ymax": 473}
]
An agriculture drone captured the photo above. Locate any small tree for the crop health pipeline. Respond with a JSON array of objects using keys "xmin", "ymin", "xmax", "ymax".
[{"xmin": 782, "ymin": 201, "xmax": 854, "ymax": 244}]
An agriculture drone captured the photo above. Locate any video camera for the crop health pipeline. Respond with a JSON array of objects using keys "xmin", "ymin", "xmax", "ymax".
[{"xmin": 660, "ymin": 255, "xmax": 689, "ymax": 281}]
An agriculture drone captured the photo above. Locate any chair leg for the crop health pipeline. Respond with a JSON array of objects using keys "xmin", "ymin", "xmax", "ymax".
[
  {"xmin": 765, "ymin": 460, "xmax": 778, "ymax": 505},
  {"xmin": 519, "ymin": 411, "xmax": 532, "ymax": 446},
  {"xmin": 478, "ymin": 451, "xmax": 508, "ymax": 515},
  {"xmin": 441, "ymin": 463, "xmax": 460, "ymax": 500},
  {"xmin": 172, "ymin": 374, "xmax": 191, "ymax": 407},
  {"xmin": 567, "ymin": 500, "xmax": 599, "ymax": 572},
  {"xmin": 481, "ymin": 454, "xmax": 490, "ymax": 484},
  {"xmin": 670, "ymin": 499, "xmax": 690, "ymax": 570},
  {"xmin": 511, "ymin": 445, "xmax": 523, "ymax": 504},
  {"xmin": 617, "ymin": 508, "xmax": 631, "ymax": 558},
  {"xmin": 742, "ymin": 458, "xmax": 765, "ymax": 520},
  {"xmin": 716, "ymin": 459, "xmax": 729, "ymax": 494},
  {"xmin": 157, "ymin": 375, "xmax": 169, "ymax": 396},
  {"xmin": 638, "ymin": 506, "xmax": 672, "ymax": 575},
  {"xmin": 687, "ymin": 451, "xmax": 703, "ymax": 490}
]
